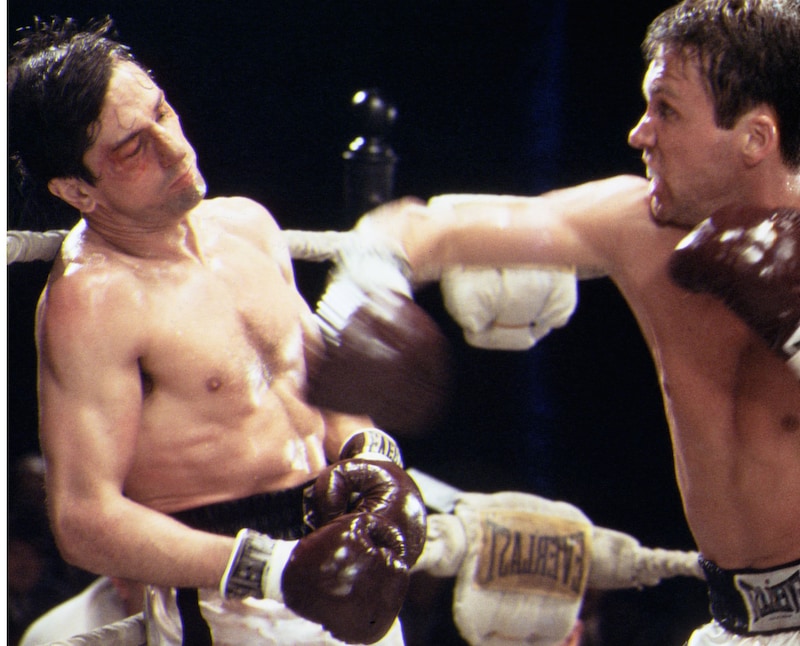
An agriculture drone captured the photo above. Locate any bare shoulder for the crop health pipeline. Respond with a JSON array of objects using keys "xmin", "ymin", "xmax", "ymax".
[
  {"xmin": 545, "ymin": 174, "xmax": 651, "ymax": 221},
  {"xmin": 545, "ymin": 174, "xmax": 648, "ymax": 198},
  {"xmin": 195, "ymin": 196, "xmax": 294, "ymax": 280},
  {"xmin": 600, "ymin": 174, "xmax": 650, "ymax": 191},
  {"xmin": 201, "ymin": 196, "xmax": 280, "ymax": 233},
  {"xmin": 38, "ymin": 241, "xmax": 147, "ymax": 365},
  {"xmin": 45, "ymin": 240, "xmax": 143, "ymax": 315},
  {"xmin": 199, "ymin": 196, "xmax": 287, "ymax": 251}
]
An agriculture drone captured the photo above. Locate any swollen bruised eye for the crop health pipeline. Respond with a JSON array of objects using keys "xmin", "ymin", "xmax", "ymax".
[{"xmin": 119, "ymin": 139, "xmax": 143, "ymax": 160}]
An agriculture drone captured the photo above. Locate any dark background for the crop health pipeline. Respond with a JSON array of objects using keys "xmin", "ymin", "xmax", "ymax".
[{"xmin": 7, "ymin": 2, "xmax": 710, "ymax": 643}]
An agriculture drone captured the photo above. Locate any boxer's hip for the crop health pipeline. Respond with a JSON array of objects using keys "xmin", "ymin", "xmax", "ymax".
[
  {"xmin": 169, "ymin": 480, "xmax": 313, "ymax": 540},
  {"xmin": 146, "ymin": 482, "xmax": 320, "ymax": 645},
  {"xmin": 699, "ymin": 555, "xmax": 800, "ymax": 636},
  {"xmin": 145, "ymin": 587, "xmax": 405, "ymax": 646},
  {"xmin": 148, "ymin": 483, "xmax": 406, "ymax": 645}
]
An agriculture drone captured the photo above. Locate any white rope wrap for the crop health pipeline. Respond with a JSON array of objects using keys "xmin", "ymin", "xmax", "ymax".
[
  {"xmin": 6, "ymin": 228, "xmax": 356, "ymax": 265},
  {"xmin": 281, "ymin": 228, "xmax": 355, "ymax": 262},
  {"xmin": 7, "ymin": 229, "xmax": 70, "ymax": 264},
  {"xmin": 43, "ymin": 488, "xmax": 702, "ymax": 646},
  {"xmin": 414, "ymin": 514, "xmax": 703, "ymax": 588},
  {"xmin": 408, "ymin": 474, "xmax": 703, "ymax": 589},
  {"xmin": 588, "ymin": 526, "xmax": 702, "ymax": 589},
  {"xmin": 47, "ymin": 613, "xmax": 145, "ymax": 645}
]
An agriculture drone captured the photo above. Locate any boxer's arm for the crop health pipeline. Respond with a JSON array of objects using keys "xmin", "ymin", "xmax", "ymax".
[
  {"xmin": 358, "ymin": 175, "xmax": 649, "ymax": 283},
  {"xmin": 320, "ymin": 410, "xmax": 375, "ymax": 463},
  {"xmin": 36, "ymin": 274, "xmax": 233, "ymax": 589}
]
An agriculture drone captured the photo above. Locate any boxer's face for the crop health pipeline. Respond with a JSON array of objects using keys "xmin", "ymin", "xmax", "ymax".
[
  {"xmin": 62, "ymin": 60, "xmax": 207, "ymax": 224},
  {"xmin": 628, "ymin": 48, "xmax": 745, "ymax": 229}
]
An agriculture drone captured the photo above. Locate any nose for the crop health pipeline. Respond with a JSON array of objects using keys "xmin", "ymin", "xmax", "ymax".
[
  {"xmin": 153, "ymin": 125, "xmax": 187, "ymax": 168},
  {"xmin": 628, "ymin": 113, "xmax": 653, "ymax": 150}
]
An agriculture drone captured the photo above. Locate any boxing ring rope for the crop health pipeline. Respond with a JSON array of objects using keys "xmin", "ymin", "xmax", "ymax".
[
  {"xmin": 35, "ymin": 502, "xmax": 703, "ymax": 646},
  {"xmin": 6, "ymin": 228, "xmax": 354, "ymax": 265},
  {"xmin": 43, "ymin": 613, "xmax": 146, "ymax": 646},
  {"xmin": 8, "ymin": 228, "xmax": 704, "ymax": 645}
]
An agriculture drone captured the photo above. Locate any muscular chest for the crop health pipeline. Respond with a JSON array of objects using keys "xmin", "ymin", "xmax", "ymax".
[
  {"xmin": 139, "ymin": 245, "xmax": 309, "ymax": 396},
  {"xmin": 632, "ymin": 276, "xmax": 800, "ymax": 443}
]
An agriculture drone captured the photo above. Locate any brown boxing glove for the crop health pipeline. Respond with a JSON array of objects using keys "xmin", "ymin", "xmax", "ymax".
[
  {"xmin": 282, "ymin": 513, "xmax": 410, "ymax": 644},
  {"xmin": 668, "ymin": 205, "xmax": 800, "ymax": 376},
  {"xmin": 304, "ymin": 457, "xmax": 427, "ymax": 568},
  {"xmin": 221, "ymin": 514, "xmax": 410, "ymax": 645},
  {"xmin": 305, "ymin": 238, "xmax": 451, "ymax": 435}
]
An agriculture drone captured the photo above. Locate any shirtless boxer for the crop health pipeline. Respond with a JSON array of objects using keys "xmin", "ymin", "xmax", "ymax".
[
  {"xmin": 360, "ymin": 1, "xmax": 800, "ymax": 643},
  {"xmin": 9, "ymin": 18, "xmax": 425, "ymax": 645}
]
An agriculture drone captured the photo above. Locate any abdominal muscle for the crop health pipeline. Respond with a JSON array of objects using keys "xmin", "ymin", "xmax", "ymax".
[
  {"xmin": 122, "ymin": 345, "xmax": 329, "ymax": 514},
  {"xmin": 613, "ymin": 240, "xmax": 800, "ymax": 570},
  {"xmin": 656, "ymin": 316, "xmax": 800, "ymax": 569}
]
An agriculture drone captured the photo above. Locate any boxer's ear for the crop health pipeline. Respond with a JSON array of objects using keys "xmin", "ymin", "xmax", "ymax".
[
  {"xmin": 48, "ymin": 177, "xmax": 97, "ymax": 213},
  {"xmin": 740, "ymin": 107, "xmax": 778, "ymax": 167}
]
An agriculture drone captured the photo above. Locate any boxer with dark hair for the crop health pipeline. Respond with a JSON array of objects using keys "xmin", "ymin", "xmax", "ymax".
[
  {"xmin": 10, "ymin": 17, "xmax": 430, "ymax": 645},
  {"xmin": 363, "ymin": 1, "xmax": 800, "ymax": 643}
]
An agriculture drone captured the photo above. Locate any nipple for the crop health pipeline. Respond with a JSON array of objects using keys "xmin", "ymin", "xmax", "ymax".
[{"xmin": 781, "ymin": 413, "xmax": 799, "ymax": 433}]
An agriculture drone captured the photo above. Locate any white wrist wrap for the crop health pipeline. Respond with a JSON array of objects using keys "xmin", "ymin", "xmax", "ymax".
[
  {"xmin": 315, "ymin": 279, "xmax": 373, "ymax": 344},
  {"xmin": 331, "ymin": 232, "xmax": 413, "ymax": 298},
  {"xmin": 340, "ymin": 428, "xmax": 403, "ymax": 467},
  {"xmin": 220, "ymin": 529, "xmax": 297, "ymax": 602},
  {"xmin": 412, "ymin": 513, "xmax": 468, "ymax": 578},
  {"xmin": 262, "ymin": 539, "xmax": 297, "ymax": 602},
  {"xmin": 315, "ymin": 235, "xmax": 413, "ymax": 344}
]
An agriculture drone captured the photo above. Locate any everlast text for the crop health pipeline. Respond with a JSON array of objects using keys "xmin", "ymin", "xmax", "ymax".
[
  {"xmin": 474, "ymin": 510, "xmax": 590, "ymax": 598},
  {"xmin": 736, "ymin": 566, "xmax": 800, "ymax": 631}
]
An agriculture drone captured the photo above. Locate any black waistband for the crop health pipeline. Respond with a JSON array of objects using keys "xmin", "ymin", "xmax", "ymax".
[
  {"xmin": 170, "ymin": 481, "xmax": 313, "ymax": 540},
  {"xmin": 700, "ymin": 555, "xmax": 800, "ymax": 635}
]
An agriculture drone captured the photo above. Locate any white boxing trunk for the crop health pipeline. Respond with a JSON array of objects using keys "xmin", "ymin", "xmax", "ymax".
[{"xmin": 144, "ymin": 585, "xmax": 405, "ymax": 646}]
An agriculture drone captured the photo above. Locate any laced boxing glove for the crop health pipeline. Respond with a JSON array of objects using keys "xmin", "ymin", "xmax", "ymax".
[
  {"xmin": 425, "ymin": 193, "xmax": 579, "ymax": 351},
  {"xmin": 668, "ymin": 205, "xmax": 800, "ymax": 377},
  {"xmin": 440, "ymin": 264, "xmax": 577, "ymax": 351},
  {"xmin": 305, "ymin": 429, "xmax": 427, "ymax": 567},
  {"xmin": 221, "ymin": 512, "xmax": 409, "ymax": 645},
  {"xmin": 305, "ymin": 230, "xmax": 451, "ymax": 436}
]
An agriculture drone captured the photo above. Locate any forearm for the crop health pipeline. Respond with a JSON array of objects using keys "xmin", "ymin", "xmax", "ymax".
[
  {"xmin": 393, "ymin": 175, "xmax": 649, "ymax": 282},
  {"xmin": 321, "ymin": 411, "xmax": 374, "ymax": 462},
  {"xmin": 51, "ymin": 491, "xmax": 233, "ymax": 589}
]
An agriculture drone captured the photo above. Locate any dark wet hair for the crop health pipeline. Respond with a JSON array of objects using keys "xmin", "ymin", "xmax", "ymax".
[
  {"xmin": 8, "ymin": 16, "xmax": 146, "ymax": 227},
  {"xmin": 643, "ymin": 0, "xmax": 800, "ymax": 168}
]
